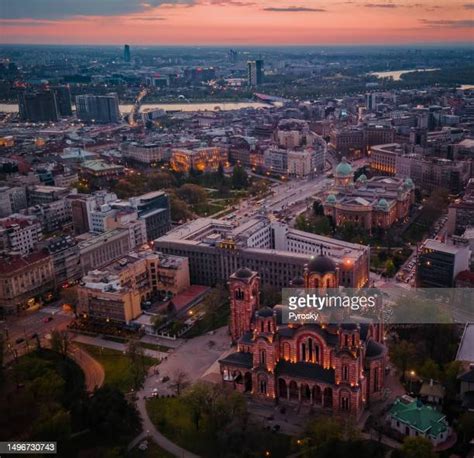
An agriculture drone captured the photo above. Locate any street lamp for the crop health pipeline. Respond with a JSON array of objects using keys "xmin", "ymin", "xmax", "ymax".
[{"xmin": 409, "ymin": 370, "xmax": 416, "ymax": 394}]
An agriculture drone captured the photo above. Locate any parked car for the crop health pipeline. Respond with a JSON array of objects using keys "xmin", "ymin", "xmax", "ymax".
[{"xmin": 15, "ymin": 337, "xmax": 25, "ymax": 344}]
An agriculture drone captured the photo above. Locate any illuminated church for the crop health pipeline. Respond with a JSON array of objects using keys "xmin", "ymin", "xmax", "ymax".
[{"xmin": 219, "ymin": 252, "xmax": 387, "ymax": 419}]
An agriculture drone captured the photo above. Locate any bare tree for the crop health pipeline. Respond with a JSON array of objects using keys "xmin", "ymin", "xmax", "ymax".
[
  {"xmin": 169, "ymin": 369, "xmax": 190, "ymax": 396},
  {"xmin": 50, "ymin": 330, "xmax": 71, "ymax": 359}
]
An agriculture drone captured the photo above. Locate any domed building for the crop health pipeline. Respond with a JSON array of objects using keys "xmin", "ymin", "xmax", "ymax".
[
  {"xmin": 220, "ymin": 260, "xmax": 387, "ymax": 420},
  {"xmin": 323, "ymin": 175, "xmax": 415, "ymax": 232},
  {"xmin": 334, "ymin": 157, "xmax": 354, "ymax": 187}
]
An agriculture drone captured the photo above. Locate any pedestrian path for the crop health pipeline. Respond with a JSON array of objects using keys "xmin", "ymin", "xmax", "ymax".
[{"xmin": 72, "ymin": 334, "xmax": 168, "ymax": 360}]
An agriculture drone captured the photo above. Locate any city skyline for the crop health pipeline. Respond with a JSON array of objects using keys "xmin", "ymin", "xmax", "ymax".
[{"xmin": 1, "ymin": 0, "xmax": 473, "ymax": 45}]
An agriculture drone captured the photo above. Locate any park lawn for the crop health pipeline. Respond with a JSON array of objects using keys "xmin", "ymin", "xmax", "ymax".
[
  {"xmin": 77, "ymin": 343, "xmax": 158, "ymax": 393},
  {"xmin": 146, "ymin": 396, "xmax": 292, "ymax": 458},
  {"xmin": 192, "ymin": 201, "xmax": 226, "ymax": 216}
]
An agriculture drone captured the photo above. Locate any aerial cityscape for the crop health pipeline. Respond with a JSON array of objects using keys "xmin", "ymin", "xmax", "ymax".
[{"xmin": 0, "ymin": 1, "xmax": 474, "ymax": 458}]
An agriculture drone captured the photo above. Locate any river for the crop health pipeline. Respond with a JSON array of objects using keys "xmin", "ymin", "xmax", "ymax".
[
  {"xmin": 370, "ymin": 68, "xmax": 440, "ymax": 81},
  {"xmin": 0, "ymin": 101, "xmax": 270, "ymax": 114}
]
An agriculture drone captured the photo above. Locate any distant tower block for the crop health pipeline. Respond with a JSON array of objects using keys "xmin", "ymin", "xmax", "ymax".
[{"xmin": 124, "ymin": 44, "xmax": 131, "ymax": 62}]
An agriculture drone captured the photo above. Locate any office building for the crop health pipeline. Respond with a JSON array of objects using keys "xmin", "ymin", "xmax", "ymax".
[
  {"xmin": 447, "ymin": 179, "xmax": 474, "ymax": 236},
  {"xmin": 18, "ymin": 90, "xmax": 59, "ymax": 122},
  {"xmin": 0, "ymin": 214, "xmax": 42, "ymax": 255},
  {"xmin": 52, "ymin": 85, "xmax": 72, "ymax": 116},
  {"xmin": 0, "ymin": 186, "xmax": 27, "ymax": 217},
  {"xmin": 248, "ymin": 60, "xmax": 264, "ymax": 86},
  {"xmin": 75, "ymin": 93, "xmax": 121, "ymax": 124},
  {"xmin": 42, "ymin": 236, "xmax": 81, "ymax": 286},
  {"xmin": 122, "ymin": 142, "xmax": 172, "ymax": 165},
  {"xmin": 78, "ymin": 228, "xmax": 131, "ymax": 275},
  {"xmin": 27, "ymin": 185, "xmax": 69, "ymax": 205},
  {"xmin": 77, "ymin": 250, "xmax": 190, "ymax": 323},
  {"xmin": 0, "ymin": 251, "xmax": 55, "ymax": 314},
  {"xmin": 124, "ymin": 44, "xmax": 131, "ymax": 62},
  {"xmin": 131, "ymin": 191, "xmax": 171, "ymax": 241},
  {"xmin": 154, "ymin": 216, "xmax": 370, "ymax": 289},
  {"xmin": 417, "ymin": 239, "xmax": 471, "ymax": 288}
]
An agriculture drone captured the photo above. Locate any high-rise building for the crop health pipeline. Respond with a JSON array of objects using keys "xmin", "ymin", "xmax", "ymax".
[
  {"xmin": 18, "ymin": 90, "xmax": 59, "ymax": 122},
  {"xmin": 124, "ymin": 44, "xmax": 131, "ymax": 62},
  {"xmin": 247, "ymin": 60, "xmax": 263, "ymax": 86},
  {"xmin": 52, "ymin": 85, "xmax": 72, "ymax": 117},
  {"xmin": 75, "ymin": 93, "xmax": 121, "ymax": 124},
  {"xmin": 417, "ymin": 239, "xmax": 471, "ymax": 288}
]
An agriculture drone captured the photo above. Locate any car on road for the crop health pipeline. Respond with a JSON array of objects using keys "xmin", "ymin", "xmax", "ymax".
[
  {"xmin": 15, "ymin": 337, "xmax": 25, "ymax": 344},
  {"xmin": 30, "ymin": 333, "xmax": 38, "ymax": 339},
  {"xmin": 43, "ymin": 316, "xmax": 53, "ymax": 323}
]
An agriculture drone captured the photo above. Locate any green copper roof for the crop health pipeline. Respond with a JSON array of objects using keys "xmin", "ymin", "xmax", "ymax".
[
  {"xmin": 389, "ymin": 398, "xmax": 447, "ymax": 435},
  {"xmin": 335, "ymin": 157, "xmax": 353, "ymax": 176},
  {"xmin": 326, "ymin": 194, "xmax": 337, "ymax": 204}
]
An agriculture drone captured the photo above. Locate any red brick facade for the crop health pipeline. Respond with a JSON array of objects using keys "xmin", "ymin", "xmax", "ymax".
[{"xmin": 219, "ymin": 259, "xmax": 387, "ymax": 419}]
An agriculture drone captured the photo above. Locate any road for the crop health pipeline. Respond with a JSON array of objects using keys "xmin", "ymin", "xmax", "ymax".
[
  {"xmin": 222, "ymin": 174, "xmax": 332, "ymax": 226},
  {"xmin": 69, "ymin": 344, "xmax": 105, "ymax": 392},
  {"xmin": 2, "ymin": 306, "xmax": 74, "ymax": 360}
]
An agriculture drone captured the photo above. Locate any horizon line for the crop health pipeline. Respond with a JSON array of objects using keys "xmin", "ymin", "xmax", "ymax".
[{"xmin": 1, "ymin": 41, "xmax": 473, "ymax": 48}]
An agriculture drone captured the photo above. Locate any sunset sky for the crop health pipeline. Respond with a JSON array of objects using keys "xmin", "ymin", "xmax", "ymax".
[{"xmin": 0, "ymin": 0, "xmax": 473, "ymax": 45}]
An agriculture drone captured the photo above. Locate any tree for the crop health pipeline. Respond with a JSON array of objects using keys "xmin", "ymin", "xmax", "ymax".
[
  {"xmin": 313, "ymin": 200, "xmax": 325, "ymax": 216},
  {"xmin": 182, "ymin": 382, "xmax": 247, "ymax": 433},
  {"xmin": 176, "ymin": 183, "xmax": 207, "ymax": 205},
  {"xmin": 231, "ymin": 165, "xmax": 249, "ymax": 189},
  {"xmin": 50, "ymin": 330, "xmax": 71, "ymax": 359},
  {"xmin": 459, "ymin": 412, "xmax": 474, "ymax": 444},
  {"xmin": 306, "ymin": 417, "xmax": 343, "ymax": 448},
  {"xmin": 32, "ymin": 407, "xmax": 71, "ymax": 442},
  {"xmin": 169, "ymin": 369, "xmax": 190, "ymax": 396},
  {"xmin": 419, "ymin": 359, "xmax": 441, "ymax": 381},
  {"xmin": 203, "ymin": 284, "xmax": 228, "ymax": 327},
  {"xmin": 400, "ymin": 436, "xmax": 435, "ymax": 458},
  {"xmin": 151, "ymin": 314, "xmax": 166, "ymax": 332},
  {"xmin": 169, "ymin": 193, "xmax": 193, "ymax": 222},
  {"xmin": 125, "ymin": 339, "xmax": 147, "ymax": 391},
  {"xmin": 261, "ymin": 284, "xmax": 281, "ymax": 308},
  {"xmin": 87, "ymin": 385, "xmax": 141, "ymax": 438},
  {"xmin": 390, "ymin": 340, "xmax": 416, "ymax": 382},
  {"xmin": 385, "ymin": 258, "xmax": 396, "ymax": 277}
]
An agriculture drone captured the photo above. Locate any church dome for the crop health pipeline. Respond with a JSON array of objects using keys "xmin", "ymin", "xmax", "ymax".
[
  {"xmin": 377, "ymin": 198, "xmax": 389, "ymax": 211},
  {"xmin": 307, "ymin": 254, "xmax": 336, "ymax": 274},
  {"xmin": 335, "ymin": 157, "xmax": 353, "ymax": 176},
  {"xmin": 404, "ymin": 178, "xmax": 414, "ymax": 190},
  {"xmin": 325, "ymin": 194, "xmax": 337, "ymax": 204},
  {"xmin": 235, "ymin": 267, "xmax": 253, "ymax": 279}
]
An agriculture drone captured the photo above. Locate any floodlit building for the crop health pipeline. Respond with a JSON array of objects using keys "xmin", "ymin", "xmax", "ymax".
[
  {"xmin": 219, "ymin": 265, "xmax": 386, "ymax": 419},
  {"xmin": 170, "ymin": 147, "xmax": 228, "ymax": 173}
]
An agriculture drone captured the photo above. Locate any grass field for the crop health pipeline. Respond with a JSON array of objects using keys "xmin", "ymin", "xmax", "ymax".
[
  {"xmin": 77, "ymin": 343, "xmax": 158, "ymax": 393},
  {"xmin": 147, "ymin": 396, "xmax": 292, "ymax": 457}
]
